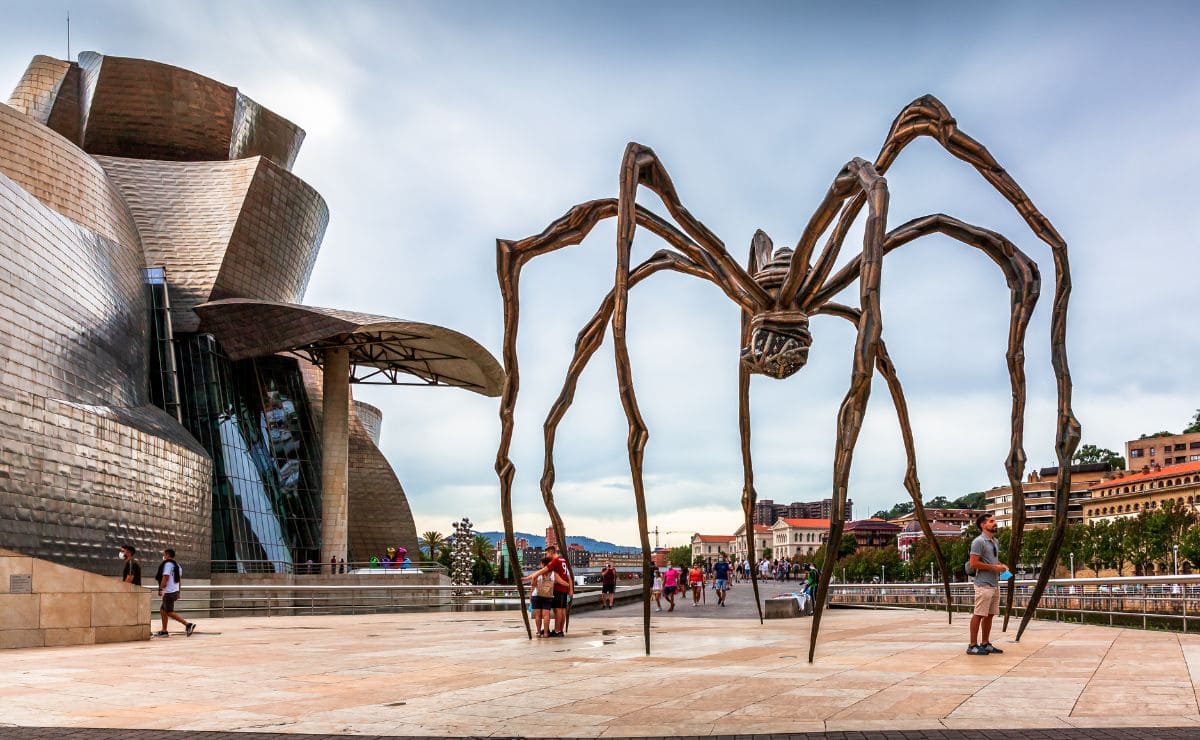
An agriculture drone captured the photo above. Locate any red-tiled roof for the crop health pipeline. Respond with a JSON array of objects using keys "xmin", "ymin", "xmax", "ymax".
[
  {"xmin": 776, "ymin": 518, "xmax": 832, "ymax": 528},
  {"xmin": 845, "ymin": 519, "xmax": 902, "ymax": 531},
  {"xmin": 694, "ymin": 534, "xmax": 736, "ymax": 542},
  {"xmin": 1091, "ymin": 461, "xmax": 1200, "ymax": 490},
  {"xmin": 753, "ymin": 525, "xmax": 772, "ymax": 534}
]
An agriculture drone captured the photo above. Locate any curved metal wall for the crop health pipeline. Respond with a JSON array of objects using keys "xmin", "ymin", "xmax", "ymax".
[
  {"xmin": 0, "ymin": 171, "xmax": 211, "ymax": 573},
  {"xmin": 97, "ymin": 155, "xmax": 328, "ymax": 333},
  {"xmin": 0, "ymin": 103, "xmax": 141, "ymax": 250}
]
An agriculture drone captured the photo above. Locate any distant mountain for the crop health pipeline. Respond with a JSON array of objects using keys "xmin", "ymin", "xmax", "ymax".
[{"xmin": 476, "ymin": 531, "xmax": 641, "ymax": 553}]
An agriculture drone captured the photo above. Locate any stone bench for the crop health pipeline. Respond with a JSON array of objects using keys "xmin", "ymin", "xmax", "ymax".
[{"xmin": 765, "ymin": 597, "xmax": 801, "ymax": 619}]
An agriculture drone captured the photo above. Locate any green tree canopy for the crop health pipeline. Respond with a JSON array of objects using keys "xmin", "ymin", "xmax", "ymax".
[
  {"xmin": 1139, "ymin": 431, "xmax": 1175, "ymax": 439},
  {"xmin": 1073, "ymin": 444, "xmax": 1126, "ymax": 470},
  {"xmin": 667, "ymin": 545, "xmax": 692, "ymax": 567},
  {"xmin": 420, "ymin": 531, "xmax": 445, "ymax": 561},
  {"xmin": 1185, "ymin": 409, "xmax": 1200, "ymax": 434}
]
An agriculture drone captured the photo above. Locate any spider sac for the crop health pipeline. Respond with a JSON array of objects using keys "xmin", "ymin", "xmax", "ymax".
[{"xmin": 740, "ymin": 245, "xmax": 811, "ymax": 379}]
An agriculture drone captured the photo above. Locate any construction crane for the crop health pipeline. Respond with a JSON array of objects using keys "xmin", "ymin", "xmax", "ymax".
[{"xmin": 645, "ymin": 526, "xmax": 691, "ymax": 549}]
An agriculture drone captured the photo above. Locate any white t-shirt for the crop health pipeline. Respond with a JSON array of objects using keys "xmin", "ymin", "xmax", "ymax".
[
  {"xmin": 652, "ymin": 575, "xmax": 663, "ymax": 591},
  {"xmin": 162, "ymin": 560, "xmax": 181, "ymax": 594}
]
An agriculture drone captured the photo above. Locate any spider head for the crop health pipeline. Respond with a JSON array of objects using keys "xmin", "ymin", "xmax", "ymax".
[{"xmin": 741, "ymin": 310, "xmax": 811, "ymax": 379}]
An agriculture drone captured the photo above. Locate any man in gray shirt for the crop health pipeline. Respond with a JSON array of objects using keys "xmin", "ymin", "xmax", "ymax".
[{"xmin": 967, "ymin": 512, "xmax": 1007, "ymax": 656}]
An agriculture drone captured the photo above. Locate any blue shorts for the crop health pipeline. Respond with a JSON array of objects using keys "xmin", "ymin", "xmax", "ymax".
[{"xmin": 715, "ymin": 578, "xmax": 727, "ymax": 590}]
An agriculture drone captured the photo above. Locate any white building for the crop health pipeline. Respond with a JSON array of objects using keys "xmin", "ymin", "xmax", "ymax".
[{"xmin": 770, "ymin": 518, "xmax": 830, "ymax": 559}]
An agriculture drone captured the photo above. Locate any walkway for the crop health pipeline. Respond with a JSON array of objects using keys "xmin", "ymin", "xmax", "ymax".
[{"xmin": 2, "ymin": 583, "xmax": 1199, "ymax": 737}]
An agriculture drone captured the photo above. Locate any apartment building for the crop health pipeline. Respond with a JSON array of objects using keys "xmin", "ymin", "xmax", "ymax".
[
  {"xmin": 1127, "ymin": 432, "xmax": 1200, "ymax": 468},
  {"xmin": 986, "ymin": 463, "xmax": 1116, "ymax": 528},
  {"xmin": 1085, "ymin": 461, "xmax": 1200, "ymax": 523},
  {"xmin": 753, "ymin": 498, "xmax": 853, "ymax": 526}
]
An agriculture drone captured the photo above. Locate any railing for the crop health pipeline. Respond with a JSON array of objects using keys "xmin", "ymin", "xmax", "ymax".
[
  {"xmin": 154, "ymin": 583, "xmax": 522, "ymax": 618},
  {"xmin": 830, "ymin": 574, "xmax": 1200, "ymax": 632},
  {"xmin": 208, "ymin": 559, "xmax": 448, "ymax": 575}
]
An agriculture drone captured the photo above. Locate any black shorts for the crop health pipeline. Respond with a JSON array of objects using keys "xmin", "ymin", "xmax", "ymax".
[
  {"xmin": 531, "ymin": 594, "xmax": 553, "ymax": 610},
  {"xmin": 161, "ymin": 591, "xmax": 179, "ymax": 612},
  {"xmin": 663, "ymin": 585, "xmax": 677, "ymax": 596},
  {"xmin": 551, "ymin": 591, "xmax": 569, "ymax": 609},
  {"xmin": 601, "ymin": 583, "xmax": 616, "ymax": 594}
]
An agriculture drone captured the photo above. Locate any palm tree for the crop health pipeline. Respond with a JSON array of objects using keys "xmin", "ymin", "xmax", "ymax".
[
  {"xmin": 472, "ymin": 534, "xmax": 493, "ymax": 560},
  {"xmin": 420, "ymin": 531, "xmax": 445, "ymax": 561}
]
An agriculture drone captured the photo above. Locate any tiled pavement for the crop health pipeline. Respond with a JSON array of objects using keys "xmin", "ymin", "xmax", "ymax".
[
  {"xmin": 2, "ymin": 728, "xmax": 1199, "ymax": 739},
  {"xmin": 3, "ymin": 585, "xmax": 1200, "ymax": 737}
]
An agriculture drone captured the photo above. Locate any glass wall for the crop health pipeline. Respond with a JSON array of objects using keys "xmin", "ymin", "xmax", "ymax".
[{"xmin": 175, "ymin": 334, "xmax": 323, "ymax": 573}]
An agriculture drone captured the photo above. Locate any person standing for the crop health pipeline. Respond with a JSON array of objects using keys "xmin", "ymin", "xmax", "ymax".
[
  {"xmin": 651, "ymin": 567, "xmax": 664, "ymax": 612},
  {"xmin": 525, "ymin": 545, "xmax": 572, "ymax": 636},
  {"xmin": 688, "ymin": 562, "xmax": 704, "ymax": 606},
  {"xmin": 119, "ymin": 544, "xmax": 142, "ymax": 586},
  {"xmin": 154, "ymin": 549, "xmax": 195, "ymax": 638},
  {"xmin": 662, "ymin": 564, "xmax": 679, "ymax": 611},
  {"xmin": 530, "ymin": 556, "xmax": 556, "ymax": 636},
  {"xmin": 712, "ymin": 554, "xmax": 730, "ymax": 606},
  {"xmin": 967, "ymin": 512, "xmax": 1007, "ymax": 656},
  {"xmin": 600, "ymin": 561, "xmax": 617, "ymax": 609}
]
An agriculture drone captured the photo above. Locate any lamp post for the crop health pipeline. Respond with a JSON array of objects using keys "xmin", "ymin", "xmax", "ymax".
[
  {"xmin": 842, "ymin": 567, "xmax": 846, "ymax": 584},
  {"xmin": 1069, "ymin": 552, "xmax": 1075, "ymax": 579},
  {"xmin": 881, "ymin": 565, "xmax": 886, "ymax": 584},
  {"xmin": 1174, "ymin": 544, "xmax": 1179, "ymax": 575},
  {"xmin": 929, "ymin": 562, "xmax": 935, "ymax": 584}
]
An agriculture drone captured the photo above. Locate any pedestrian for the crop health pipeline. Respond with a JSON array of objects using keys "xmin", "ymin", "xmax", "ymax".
[
  {"xmin": 713, "ymin": 554, "xmax": 730, "ymax": 606},
  {"xmin": 330, "ymin": 555, "xmax": 337, "ymax": 575},
  {"xmin": 967, "ymin": 512, "xmax": 1008, "ymax": 656},
  {"xmin": 339, "ymin": 557, "xmax": 346, "ymax": 574},
  {"xmin": 662, "ymin": 564, "xmax": 679, "ymax": 611},
  {"xmin": 688, "ymin": 562, "xmax": 704, "ymax": 606},
  {"xmin": 600, "ymin": 560, "xmax": 617, "ymax": 609},
  {"xmin": 530, "ymin": 556, "xmax": 556, "ymax": 637},
  {"xmin": 524, "ymin": 544, "xmax": 572, "ymax": 636},
  {"xmin": 651, "ymin": 567, "xmax": 664, "ymax": 612},
  {"xmin": 119, "ymin": 544, "xmax": 141, "ymax": 586},
  {"xmin": 154, "ymin": 548, "xmax": 195, "ymax": 638}
]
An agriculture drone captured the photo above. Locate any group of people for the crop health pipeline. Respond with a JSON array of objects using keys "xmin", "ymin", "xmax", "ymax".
[
  {"xmin": 649, "ymin": 554, "xmax": 736, "ymax": 611},
  {"xmin": 524, "ymin": 544, "xmax": 574, "ymax": 637},
  {"xmin": 117, "ymin": 544, "xmax": 197, "ymax": 638}
]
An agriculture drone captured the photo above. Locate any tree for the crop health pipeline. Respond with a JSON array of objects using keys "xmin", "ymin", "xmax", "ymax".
[
  {"xmin": 472, "ymin": 535, "xmax": 493, "ymax": 560},
  {"xmin": 1185, "ymin": 409, "xmax": 1200, "ymax": 434},
  {"xmin": 1179, "ymin": 525, "xmax": 1200, "ymax": 569},
  {"xmin": 872, "ymin": 501, "xmax": 914, "ymax": 520},
  {"xmin": 1073, "ymin": 444, "xmax": 1125, "ymax": 470},
  {"xmin": 1109, "ymin": 518, "xmax": 1131, "ymax": 576},
  {"xmin": 1139, "ymin": 431, "xmax": 1175, "ymax": 439},
  {"xmin": 1076, "ymin": 521, "xmax": 1108, "ymax": 576},
  {"xmin": 667, "ymin": 545, "xmax": 692, "ymax": 567},
  {"xmin": 420, "ymin": 531, "xmax": 445, "ymax": 561},
  {"xmin": 952, "ymin": 491, "xmax": 987, "ymax": 510},
  {"xmin": 1020, "ymin": 527, "xmax": 1052, "ymax": 571}
]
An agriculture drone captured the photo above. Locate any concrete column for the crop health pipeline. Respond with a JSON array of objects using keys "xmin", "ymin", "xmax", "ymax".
[{"xmin": 320, "ymin": 348, "xmax": 351, "ymax": 566}]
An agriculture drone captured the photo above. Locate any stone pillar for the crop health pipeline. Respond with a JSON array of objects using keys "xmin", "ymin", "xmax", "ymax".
[{"xmin": 320, "ymin": 348, "xmax": 351, "ymax": 566}]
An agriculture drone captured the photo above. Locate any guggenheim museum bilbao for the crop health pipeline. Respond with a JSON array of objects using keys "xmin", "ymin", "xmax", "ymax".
[{"xmin": 0, "ymin": 52, "xmax": 502, "ymax": 577}]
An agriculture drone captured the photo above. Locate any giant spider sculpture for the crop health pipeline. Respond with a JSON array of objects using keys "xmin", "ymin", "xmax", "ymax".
[{"xmin": 494, "ymin": 95, "xmax": 1081, "ymax": 661}]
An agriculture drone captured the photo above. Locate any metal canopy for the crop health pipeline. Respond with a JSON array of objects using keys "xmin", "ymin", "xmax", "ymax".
[{"xmin": 194, "ymin": 298, "xmax": 504, "ymax": 397}]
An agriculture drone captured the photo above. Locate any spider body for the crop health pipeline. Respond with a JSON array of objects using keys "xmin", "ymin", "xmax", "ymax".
[{"xmin": 494, "ymin": 95, "xmax": 1080, "ymax": 662}]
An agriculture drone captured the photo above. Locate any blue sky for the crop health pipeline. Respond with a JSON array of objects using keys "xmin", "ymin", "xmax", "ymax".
[{"xmin": 3, "ymin": 1, "xmax": 1197, "ymax": 547}]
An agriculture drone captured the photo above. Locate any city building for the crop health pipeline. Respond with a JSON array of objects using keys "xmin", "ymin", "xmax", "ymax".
[
  {"xmin": 843, "ymin": 519, "xmax": 902, "ymax": 550},
  {"xmin": 691, "ymin": 534, "xmax": 735, "ymax": 562},
  {"xmin": 0, "ymin": 52, "xmax": 501, "ymax": 577},
  {"xmin": 769, "ymin": 518, "xmax": 830, "ymax": 559},
  {"xmin": 753, "ymin": 498, "xmax": 853, "ymax": 526},
  {"xmin": 1127, "ymin": 432, "xmax": 1200, "ymax": 468},
  {"xmin": 889, "ymin": 508, "xmax": 981, "ymax": 529},
  {"xmin": 896, "ymin": 521, "xmax": 963, "ymax": 561},
  {"xmin": 592, "ymin": 551, "xmax": 643, "ymax": 569},
  {"xmin": 985, "ymin": 463, "xmax": 1116, "ymax": 529},
  {"xmin": 1085, "ymin": 461, "xmax": 1200, "ymax": 524},
  {"xmin": 731, "ymin": 523, "xmax": 772, "ymax": 562}
]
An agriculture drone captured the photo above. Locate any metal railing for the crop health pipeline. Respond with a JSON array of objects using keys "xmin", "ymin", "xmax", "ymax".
[
  {"xmin": 152, "ymin": 582, "xmax": 627, "ymax": 619},
  {"xmin": 830, "ymin": 574, "xmax": 1200, "ymax": 632},
  {"xmin": 208, "ymin": 559, "xmax": 448, "ymax": 575}
]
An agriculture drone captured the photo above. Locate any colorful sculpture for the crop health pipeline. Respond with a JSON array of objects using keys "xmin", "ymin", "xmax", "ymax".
[{"xmin": 494, "ymin": 96, "xmax": 1080, "ymax": 660}]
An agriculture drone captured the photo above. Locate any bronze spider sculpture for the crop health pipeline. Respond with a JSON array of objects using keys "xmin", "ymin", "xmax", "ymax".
[{"xmin": 494, "ymin": 95, "xmax": 1081, "ymax": 661}]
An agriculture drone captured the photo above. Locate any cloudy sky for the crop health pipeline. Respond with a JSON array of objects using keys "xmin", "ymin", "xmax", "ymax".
[{"xmin": 4, "ymin": 1, "xmax": 1197, "ymax": 548}]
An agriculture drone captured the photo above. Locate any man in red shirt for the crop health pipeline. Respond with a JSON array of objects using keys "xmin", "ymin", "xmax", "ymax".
[{"xmin": 525, "ymin": 544, "xmax": 573, "ymax": 636}]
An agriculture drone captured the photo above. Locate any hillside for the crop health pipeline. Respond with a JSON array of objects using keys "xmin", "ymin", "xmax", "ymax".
[{"xmin": 476, "ymin": 531, "xmax": 641, "ymax": 553}]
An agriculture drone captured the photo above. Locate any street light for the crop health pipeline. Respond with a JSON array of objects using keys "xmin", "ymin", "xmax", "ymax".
[
  {"xmin": 929, "ymin": 562, "xmax": 935, "ymax": 584},
  {"xmin": 881, "ymin": 565, "xmax": 886, "ymax": 584},
  {"xmin": 1174, "ymin": 545, "xmax": 1180, "ymax": 575},
  {"xmin": 1069, "ymin": 552, "xmax": 1075, "ymax": 579}
]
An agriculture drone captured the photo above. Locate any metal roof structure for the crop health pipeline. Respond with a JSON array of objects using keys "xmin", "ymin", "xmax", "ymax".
[{"xmin": 195, "ymin": 298, "xmax": 504, "ymax": 396}]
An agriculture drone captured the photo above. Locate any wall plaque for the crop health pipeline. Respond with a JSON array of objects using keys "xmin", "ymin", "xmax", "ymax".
[{"xmin": 9, "ymin": 574, "xmax": 32, "ymax": 594}]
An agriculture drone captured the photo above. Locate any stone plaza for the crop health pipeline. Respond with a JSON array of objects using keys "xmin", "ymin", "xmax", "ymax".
[{"xmin": 3, "ymin": 593, "xmax": 1200, "ymax": 737}]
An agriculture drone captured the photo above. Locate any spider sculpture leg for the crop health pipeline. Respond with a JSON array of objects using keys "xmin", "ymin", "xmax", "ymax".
[
  {"xmin": 816, "ymin": 303, "xmax": 956, "ymax": 623},
  {"xmin": 812, "ymin": 213, "xmax": 1042, "ymax": 630},
  {"xmin": 807, "ymin": 159, "xmax": 890, "ymax": 663},
  {"xmin": 497, "ymin": 157, "xmax": 767, "ymax": 651},
  {"xmin": 740, "ymin": 230, "xmax": 776, "ymax": 626},
  {"xmin": 785, "ymin": 96, "xmax": 1078, "ymax": 639}
]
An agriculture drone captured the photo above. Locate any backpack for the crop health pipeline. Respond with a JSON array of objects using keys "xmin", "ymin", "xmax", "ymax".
[
  {"xmin": 535, "ymin": 574, "xmax": 554, "ymax": 598},
  {"xmin": 965, "ymin": 559, "xmax": 977, "ymax": 577}
]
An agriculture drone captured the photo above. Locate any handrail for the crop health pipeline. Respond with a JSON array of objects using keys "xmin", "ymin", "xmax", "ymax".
[{"xmin": 208, "ymin": 559, "xmax": 449, "ymax": 574}]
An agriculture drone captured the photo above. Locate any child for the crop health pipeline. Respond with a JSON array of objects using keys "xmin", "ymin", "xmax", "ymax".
[
  {"xmin": 531, "ymin": 556, "xmax": 555, "ymax": 636},
  {"xmin": 651, "ymin": 568, "xmax": 664, "ymax": 612}
]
